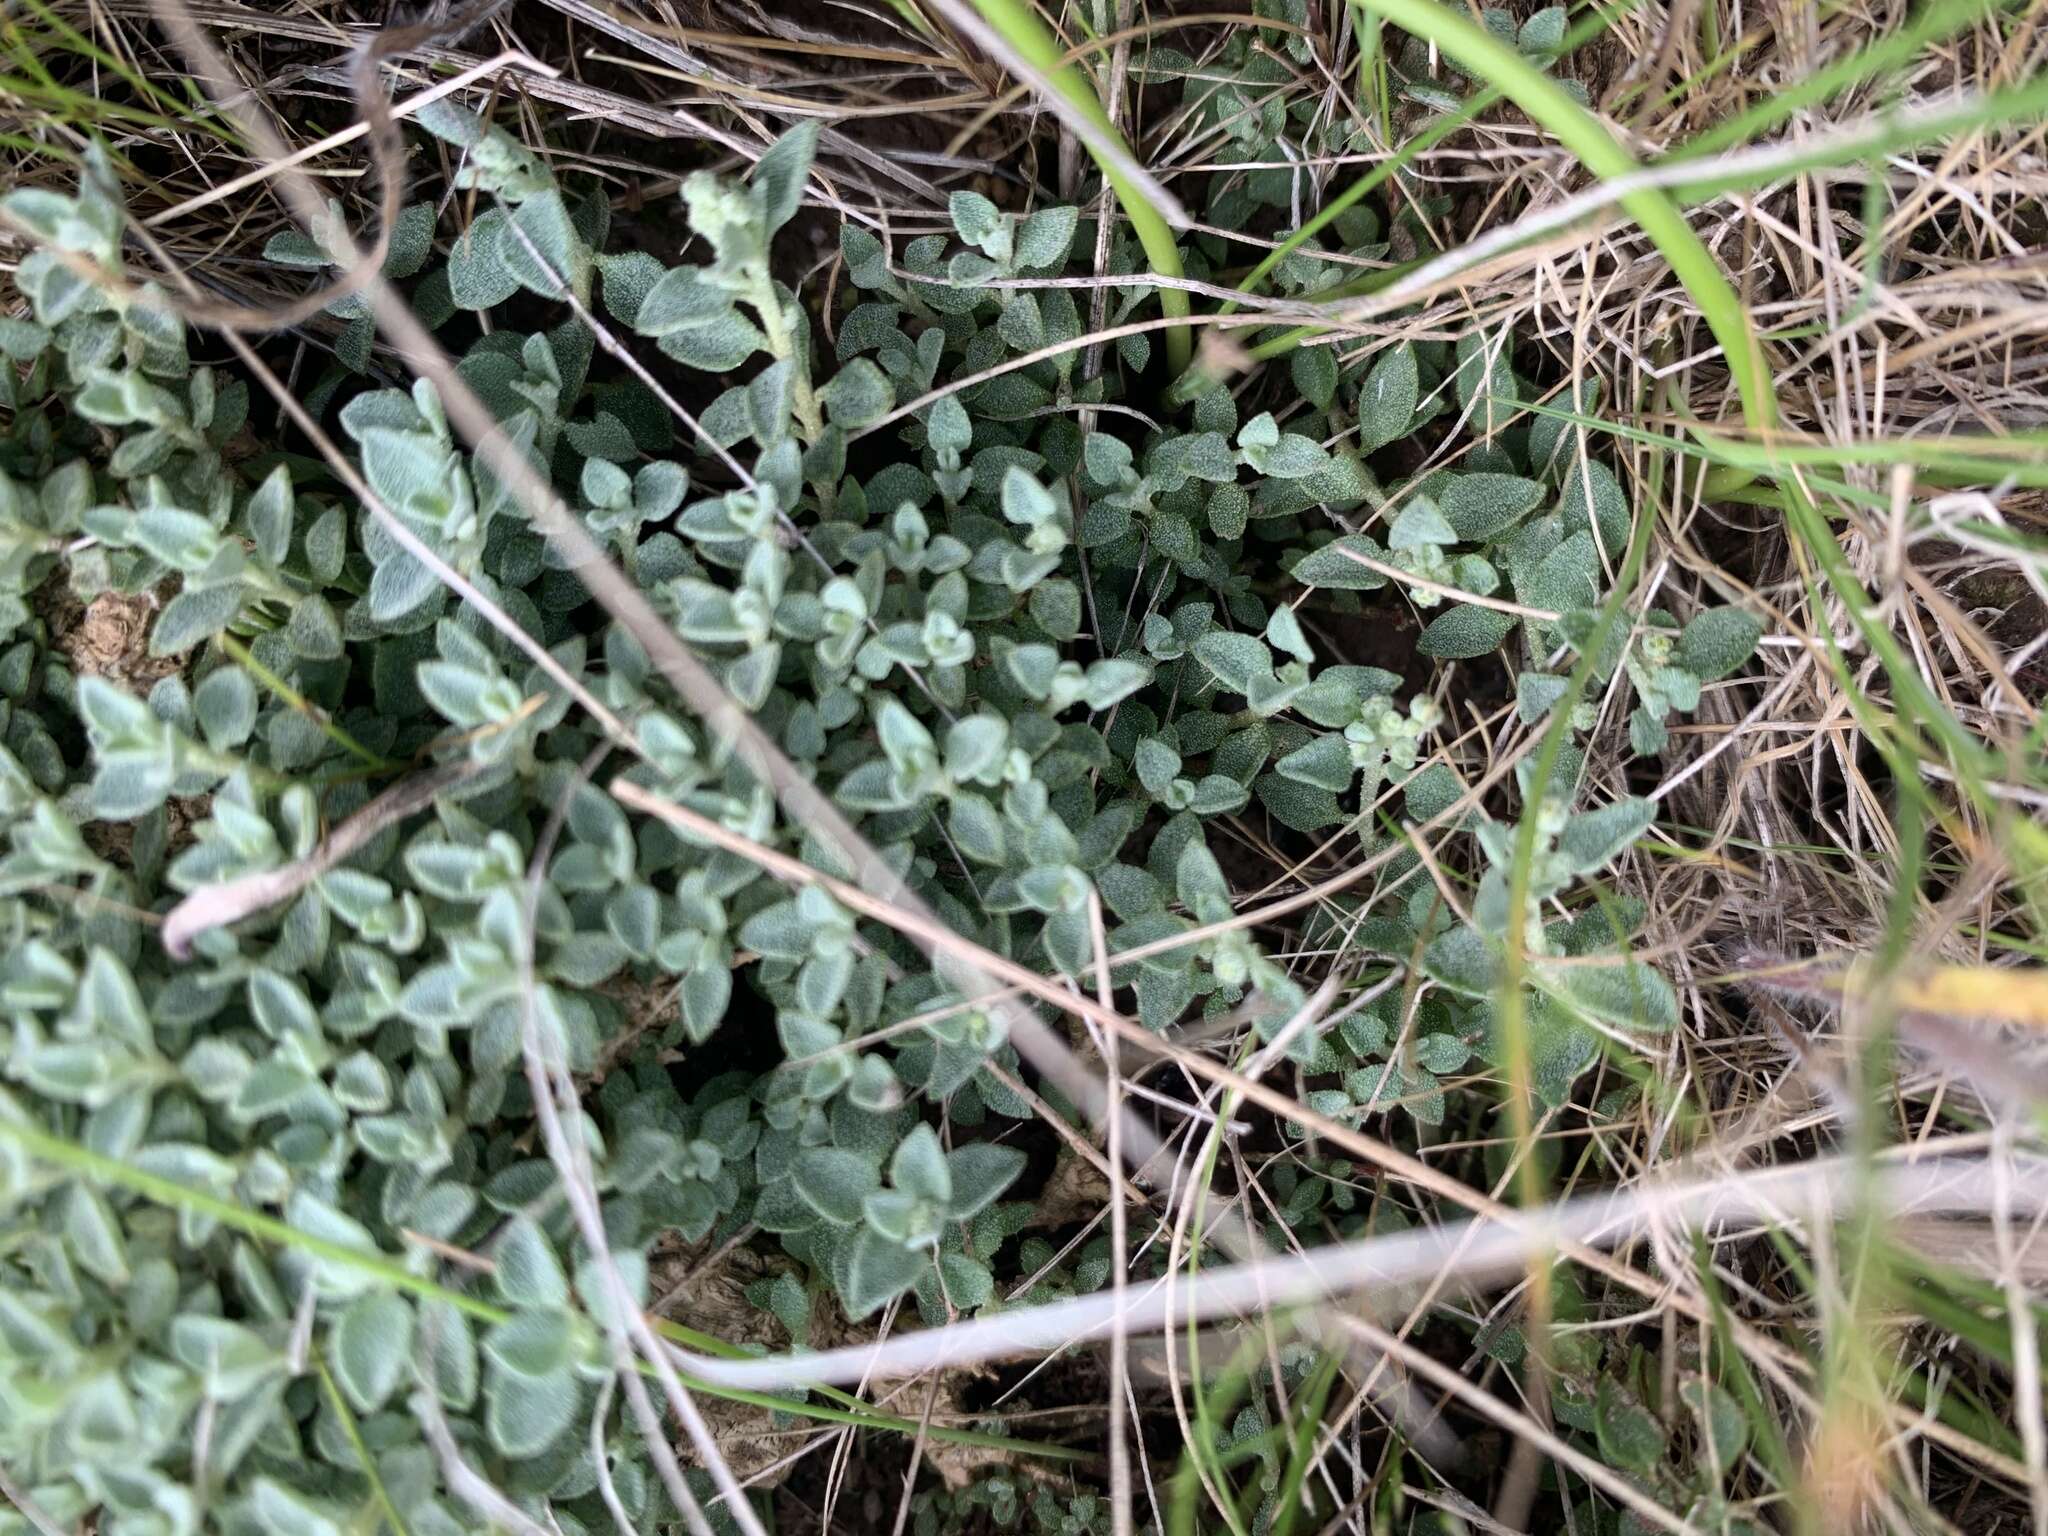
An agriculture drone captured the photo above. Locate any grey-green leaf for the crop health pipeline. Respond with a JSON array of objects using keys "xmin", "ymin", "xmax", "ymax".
[
  {"xmin": 890, "ymin": 1124, "xmax": 952, "ymax": 1206},
  {"xmin": 1440, "ymin": 473, "xmax": 1542, "ymax": 541},
  {"xmin": 1291, "ymin": 535, "xmax": 1387, "ymax": 591},
  {"xmin": 485, "ymin": 1361, "xmax": 578, "ymax": 1458},
  {"xmin": 495, "ymin": 1216, "xmax": 568, "ymax": 1308},
  {"xmin": 499, "ymin": 189, "xmax": 591, "ymax": 299},
  {"xmin": 1417, "ymin": 604, "xmax": 1516, "ymax": 659},
  {"xmin": 946, "ymin": 1142, "xmax": 1025, "ymax": 1219},
  {"xmin": 842, "ymin": 1228, "xmax": 928, "ymax": 1319},
  {"xmin": 752, "ymin": 121, "xmax": 820, "ymax": 235},
  {"xmin": 1358, "ymin": 344, "xmax": 1418, "ymax": 454},
  {"xmin": 1678, "ymin": 606, "xmax": 1762, "ymax": 681},
  {"xmin": 794, "ymin": 1147, "xmax": 880, "ymax": 1225},
  {"xmin": 1595, "ymin": 1376, "xmax": 1667, "ymax": 1474},
  {"xmin": 1292, "ymin": 345, "xmax": 1338, "ymax": 410},
  {"xmin": 333, "ymin": 1291, "xmax": 412, "ymax": 1411},
  {"xmin": 821, "ymin": 357, "xmax": 893, "ymax": 429},
  {"xmin": 1556, "ymin": 796, "xmax": 1653, "ymax": 874},
  {"xmin": 448, "ymin": 208, "xmax": 519, "ymax": 309},
  {"xmin": 1558, "ymin": 458, "xmax": 1630, "ymax": 553},
  {"xmin": 1540, "ymin": 955, "xmax": 1679, "ymax": 1034}
]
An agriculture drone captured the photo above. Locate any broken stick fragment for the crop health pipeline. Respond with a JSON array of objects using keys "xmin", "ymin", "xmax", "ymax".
[{"xmin": 160, "ymin": 759, "xmax": 479, "ymax": 960}]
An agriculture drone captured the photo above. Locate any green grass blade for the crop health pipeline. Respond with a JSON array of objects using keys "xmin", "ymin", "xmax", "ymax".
[
  {"xmin": 1223, "ymin": 0, "xmax": 1634, "ymax": 313},
  {"xmin": 1354, "ymin": 0, "xmax": 1771, "ymax": 423},
  {"xmin": 1676, "ymin": 0, "xmax": 2017, "ymax": 157},
  {"xmin": 1268, "ymin": 1349, "xmax": 1342, "ymax": 1536},
  {"xmin": 966, "ymin": 0, "xmax": 1191, "ymax": 373},
  {"xmin": 316, "ymin": 1355, "xmax": 416, "ymax": 1536}
]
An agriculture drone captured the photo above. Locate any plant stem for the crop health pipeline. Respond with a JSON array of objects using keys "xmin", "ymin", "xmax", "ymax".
[{"xmin": 752, "ymin": 279, "xmax": 826, "ymax": 445}]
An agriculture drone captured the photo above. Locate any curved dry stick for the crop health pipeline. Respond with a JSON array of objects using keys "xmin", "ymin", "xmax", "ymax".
[
  {"xmin": 516, "ymin": 746, "xmax": 730, "ymax": 1536},
  {"xmin": 676, "ymin": 1148, "xmax": 2038, "ymax": 1391},
  {"xmin": 159, "ymin": 760, "xmax": 479, "ymax": 957}
]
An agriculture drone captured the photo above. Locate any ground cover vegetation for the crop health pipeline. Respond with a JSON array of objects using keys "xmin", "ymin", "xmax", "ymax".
[{"xmin": 0, "ymin": 1, "xmax": 2045, "ymax": 1534}]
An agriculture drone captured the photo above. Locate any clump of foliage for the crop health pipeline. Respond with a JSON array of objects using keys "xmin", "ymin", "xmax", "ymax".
[
  {"xmin": 0, "ymin": 93, "xmax": 1755, "ymax": 1536},
  {"xmin": 912, "ymin": 1473, "xmax": 1117, "ymax": 1536}
]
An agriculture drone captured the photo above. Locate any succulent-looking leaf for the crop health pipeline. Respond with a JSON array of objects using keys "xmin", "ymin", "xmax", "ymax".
[
  {"xmin": 1595, "ymin": 1376, "xmax": 1668, "ymax": 1474},
  {"xmin": 843, "ymin": 1227, "xmax": 929, "ymax": 1318},
  {"xmin": 794, "ymin": 1147, "xmax": 880, "ymax": 1225}
]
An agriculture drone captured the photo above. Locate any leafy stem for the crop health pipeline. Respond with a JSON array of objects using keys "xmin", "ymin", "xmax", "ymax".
[{"xmin": 965, "ymin": 0, "xmax": 1192, "ymax": 375}]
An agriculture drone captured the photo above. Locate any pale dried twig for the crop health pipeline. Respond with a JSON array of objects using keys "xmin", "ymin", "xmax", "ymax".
[
  {"xmin": 159, "ymin": 759, "xmax": 481, "ymax": 958},
  {"xmin": 677, "ymin": 1149, "xmax": 2040, "ymax": 1390}
]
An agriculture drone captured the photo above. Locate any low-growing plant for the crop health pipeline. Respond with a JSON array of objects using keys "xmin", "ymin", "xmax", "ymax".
[
  {"xmin": 1472, "ymin": 1274, "xmax": 1775, "ymax": 1536},
  {"xmin": 912, "ymin": 1472, "xmax": 1117, "ymax": 1536},
  {"xmin": 0, "ymin": 81, "xmax": 1757, "ymax": 1536}
]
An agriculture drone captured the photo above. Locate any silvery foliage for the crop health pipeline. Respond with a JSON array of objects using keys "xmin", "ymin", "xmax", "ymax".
[{"xmin": 0, "ymin": 98, "xmax": 1754, "ymax": 1535}]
